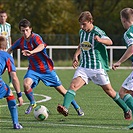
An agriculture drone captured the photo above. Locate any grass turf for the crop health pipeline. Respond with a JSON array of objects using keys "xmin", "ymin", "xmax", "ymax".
[{"xmin": 0, "ymin": 69, "xmax": 133, "ymax": 133}]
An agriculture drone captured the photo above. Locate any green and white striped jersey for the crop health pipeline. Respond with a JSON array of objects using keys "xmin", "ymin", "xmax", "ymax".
[
  {"xmin": 123, "ymin": 25, "xmax": 133, "ymax": 48},
  {"xmin": 0, "ymin": 22, "xmax": 11, "ymax": 48},
  {"xmin": 79, "ymin": 26, "xmax": 110, "ymax": 71},
  {"xmin": 123, "ymin": 25, "xmax": 133, "ymax": 62}
]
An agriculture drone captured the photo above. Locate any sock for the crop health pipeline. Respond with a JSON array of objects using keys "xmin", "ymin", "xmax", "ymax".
[
  {"xmin": 63, "ymin": 90, "xmax": 76, "ymax": 109},
  {"xmin": 24, "ymin": 88, "xmax": 36, "ymax": 105},
  {"xmin": 71, "ymin": 100, "xmax": 80, "ymax": 110},
  {"xmin": 113, "ymin": 92, "xmax": 129, "ymax": 113},
  {"xmin": 123, "ymin": 94, "xmax": 133, "ymax": 115},
  {"xmin": 6, "ymin": 95, "xmax": 19, "ymax": 124}
]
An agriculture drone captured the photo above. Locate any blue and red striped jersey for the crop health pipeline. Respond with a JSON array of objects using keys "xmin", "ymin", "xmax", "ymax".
[
  {"xmin": 11, "ymin": 33, "xmax": 54, "ymax": 73},
  {"xmin": 0, "ymin": 51, "xmax": 16, "ymax": 76}
]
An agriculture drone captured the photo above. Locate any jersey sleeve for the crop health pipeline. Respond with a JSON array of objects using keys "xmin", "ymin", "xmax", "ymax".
[
  {"xmin": 34, "ymin": 34, "xmax": 47, "ymax": 47},
  {"xmin": 8, "ymin": 23, "xmax": 11, "ymax": 37},
  {"xmin": 6, "ymin": 55, "xmax": 16, "ymax": 72},
  {"xmin": 96, "ymin": 28, "xmax": 109, "ymax": 39},
  {"xmin": 11, "ymin": 38, "xmax": 21, "ymax": 50},
  {"xmin": 124, "ymin": 32, "xmax": 133, "ymax": 47}
]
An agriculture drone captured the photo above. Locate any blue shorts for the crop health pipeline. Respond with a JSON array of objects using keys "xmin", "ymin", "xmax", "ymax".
[
  {"xmin": 24, "ymin": 70, "xmax": 62, "ymax": 88},
  {"xmin": 0, "ymin": 80, "xmax": 10, "ymax": 99}
]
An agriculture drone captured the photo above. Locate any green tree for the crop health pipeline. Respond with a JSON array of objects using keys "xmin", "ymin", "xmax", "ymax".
[
  {"xmin": 1, "ymin": 0, "xmax": 79, "ymax": 34},
  {"xmin": 1, "ymin": 0, "xmax": 133, "ymax": 45},
  {"xmin": 74, "ymin": 0, "xmax": 133, "ymax": 45}
]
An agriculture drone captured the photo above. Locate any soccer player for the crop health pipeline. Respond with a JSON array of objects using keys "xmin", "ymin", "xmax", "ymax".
[
  {"xmin": 57, "ymin": 11, "xmax": 132, "ymax": 121},
  {"xmin": 7, "ymin": 18, "xmax": 84, "ymax": 116},
  {"xmin": 0, "ymin": 10, "xmax": 13, "ymax": 88},
  {"xmin": 0, "ymin": 35, "xmax": 23, "ymax": 129},
  {"xmin": 112, "ymin": 8, "xmax": 133, "ymax": 130}
]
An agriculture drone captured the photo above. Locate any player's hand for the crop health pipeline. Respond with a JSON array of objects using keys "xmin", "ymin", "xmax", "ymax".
[
  {"xmin": 94, "ymin": 35, "xmax": 101, "ymax": 42},
  {"xmin": 73, "ymin": 60, "xmax": 78, "ymax": 68},
  {"xmin": 7, "ymin": 48, "xmax": 13, "ymax": 54},
  {"xmin": 22, "ymin": 50, "xmax": 33, "ymax": 56},
  {"xmin": 72, "ymin": 56, "xmax": 78, "ymax": 69},
  {"xmin": 17, "ymin": 97, "xmax": 23, "ymax": 106},
  {"xmin": 112, "ymin": 62, "xmax": 121, "ymax": 70}
]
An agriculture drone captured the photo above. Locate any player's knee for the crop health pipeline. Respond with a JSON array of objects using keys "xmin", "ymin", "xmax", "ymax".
[
  {"xmin": 23, "ymin": 81, "xmax": 30, "ymax": 90},
  {"xmin": 119, "ymin": 90, "xmax": 125, "ymax": 99},
  {"xmin": 70, "ymin": 83, "xmax": 78, "ymax": 91},
  {"xmin": 23, "ymin": 78, "xmax": 33, "ymax": 90},
  {"xmin": 119, "ymin": 87, "xmax": 128, "ymax": 99}
]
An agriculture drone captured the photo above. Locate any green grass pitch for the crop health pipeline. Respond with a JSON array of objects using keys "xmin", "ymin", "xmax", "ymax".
[{"xmin": 0, "ymin": 69, "xmax": 133, "ymax": 133}]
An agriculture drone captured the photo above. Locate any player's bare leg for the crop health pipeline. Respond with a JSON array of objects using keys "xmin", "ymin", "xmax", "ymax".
[{"xmin": 101, "ymin": 84, "xmax": 132, "ymax": 120}]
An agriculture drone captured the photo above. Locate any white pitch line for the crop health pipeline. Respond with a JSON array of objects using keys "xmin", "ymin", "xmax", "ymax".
[
  {"xmin": 0, "ymin": 92, "xmax": 51, "ymax": 107},
  {"xmin": 0, "ymin": 120, "xmax": 129, "ymax": 130},
  {"xmin": 0, "ymin": 93, "xmax": 130, "ymax": 131}
]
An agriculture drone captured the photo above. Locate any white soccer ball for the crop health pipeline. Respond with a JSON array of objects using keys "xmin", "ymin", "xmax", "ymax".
[{"xmin": 34, "ymin": 105, "xmax": 49, "ymax": 121}]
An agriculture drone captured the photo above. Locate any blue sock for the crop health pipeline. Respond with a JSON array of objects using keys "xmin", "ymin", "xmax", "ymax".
[
  {"xmin": 6, "ymin": 95, "xmax": 19, "ymax": 124},
  {"xmin": 25, "ymin": 88, "xmax": 36, "ymax": 104},
  {"xmin": 71, "ymin": 100, "xmax": 80, "ymax": 110}
]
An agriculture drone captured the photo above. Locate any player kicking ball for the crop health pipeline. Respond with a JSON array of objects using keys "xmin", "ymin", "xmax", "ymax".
[
  {"xmin": 57, "ymin": 11, "xmax": 132, "ymax": 122},
  {"xmin": 7, "ymin": 18, "xmax": 84, "ymax": 116}
]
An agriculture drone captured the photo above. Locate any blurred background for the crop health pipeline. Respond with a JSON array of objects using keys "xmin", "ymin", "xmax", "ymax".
[{"xmin": 0, "ymin": 0, "xmax": 133, "ymax": 67}]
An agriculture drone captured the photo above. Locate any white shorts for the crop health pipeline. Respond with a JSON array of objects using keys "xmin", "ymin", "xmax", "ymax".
[
  {"xmin": 122, "ymin": 71, "xmax": 133, "ymax": 91},
  {"xmin": 73, "ymin": 67, "xmax": 110, "ymax": 86}
]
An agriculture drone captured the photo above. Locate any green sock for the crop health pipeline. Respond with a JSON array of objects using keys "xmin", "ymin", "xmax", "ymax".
[
  {"xmin": 113, "ymin": 92, "xmax": 129, "ymax": 113},
  {"xmin": 123, "ymin": 94, "xmax": 133, "ymax": 115},
  {"xmin": 63, "ymin": 90, "xmax": 76, "ymax": 109}
]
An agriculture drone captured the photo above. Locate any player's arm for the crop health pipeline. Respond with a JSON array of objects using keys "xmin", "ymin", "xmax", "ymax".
[
  {"xmin": 7, "ymin": 56, "xmax": 23, "ymax": 106},
  {"xmin": 7, "ymin": 39, "xmax": 21, "ymax": 54},
  {"xmin": 10, "ymin": 71, "xmax": 23, "ymax": 106},
  {"xmin": 8, "ymin": 36, "xmax": 12, "ymax": 47},
  {"xmin": 72, "ymin": 44, "xmax": 81, "ymax": 68},
  {"xmin": 7, "ymin": 47, "xmax": 13, "ymax": 54},
  {"xmin": 22, "ymin": 43, "xmax": 45, "ymax": 56},
  {"xmin": 112, "ymin": 45, "xmax": 133, "ymax": 70},
  {"xmin": 94, "ymin": 35, "xmax": 113, "ymax": 46}
]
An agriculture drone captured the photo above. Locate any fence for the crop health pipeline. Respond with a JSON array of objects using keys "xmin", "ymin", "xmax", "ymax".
[{"xmin": 16, "ymin": 45, "xmax": 132, "ymax": 70}]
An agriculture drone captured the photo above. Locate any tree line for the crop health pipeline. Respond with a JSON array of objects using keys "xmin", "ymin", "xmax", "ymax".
[{"xmin": 0, "ymin": 0, "xmax": 133, "ymax": 46}]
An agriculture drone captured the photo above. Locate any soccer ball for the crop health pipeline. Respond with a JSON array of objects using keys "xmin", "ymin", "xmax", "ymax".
[{"xmin": 34, "ymin": 105, "xmax": 49, "ymax": 121}]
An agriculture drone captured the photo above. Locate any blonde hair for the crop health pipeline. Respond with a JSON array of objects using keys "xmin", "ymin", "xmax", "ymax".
[
  {"xmin": 120, "ymin": 8, "xmax": 133, "ymax": 22},
  {"xmin": 78, "ymin": 11, "xmax": 93, "ymax": 23},
  {"xmin": 0, "ymin": 36, "xmax": 7, "ymax": 49}
]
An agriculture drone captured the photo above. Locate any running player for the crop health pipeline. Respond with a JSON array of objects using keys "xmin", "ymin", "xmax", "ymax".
[
  {"xmin": 7, "ymin": 18, "xmax": 84, "ymax": 116},
  {"xmin": 112, "ymin": 7, "xmax": 133, "ymax": 130},
  {"xmin": 57, "ymin": 11, "xmax": 132, "ymax": 121}
]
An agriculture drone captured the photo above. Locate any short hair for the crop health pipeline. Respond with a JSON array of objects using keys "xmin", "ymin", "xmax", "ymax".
[
  {"xmin": 78, "ymin": 11, "xmax": 93, "ymax": 23},
  {"xmin": 0, "ymin": 10, "xmax": 7, "ymax": 14},
  {"xmin": 19, "ymin": 18, "xmax": 31, "ymax": 30},
  {"xmin": 120, "ymin": 8, "xmax": 133, "ymax": 21},
  {"xmin": 0, "ymin": 36, "xmax": 7, "ymax": 49}
]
